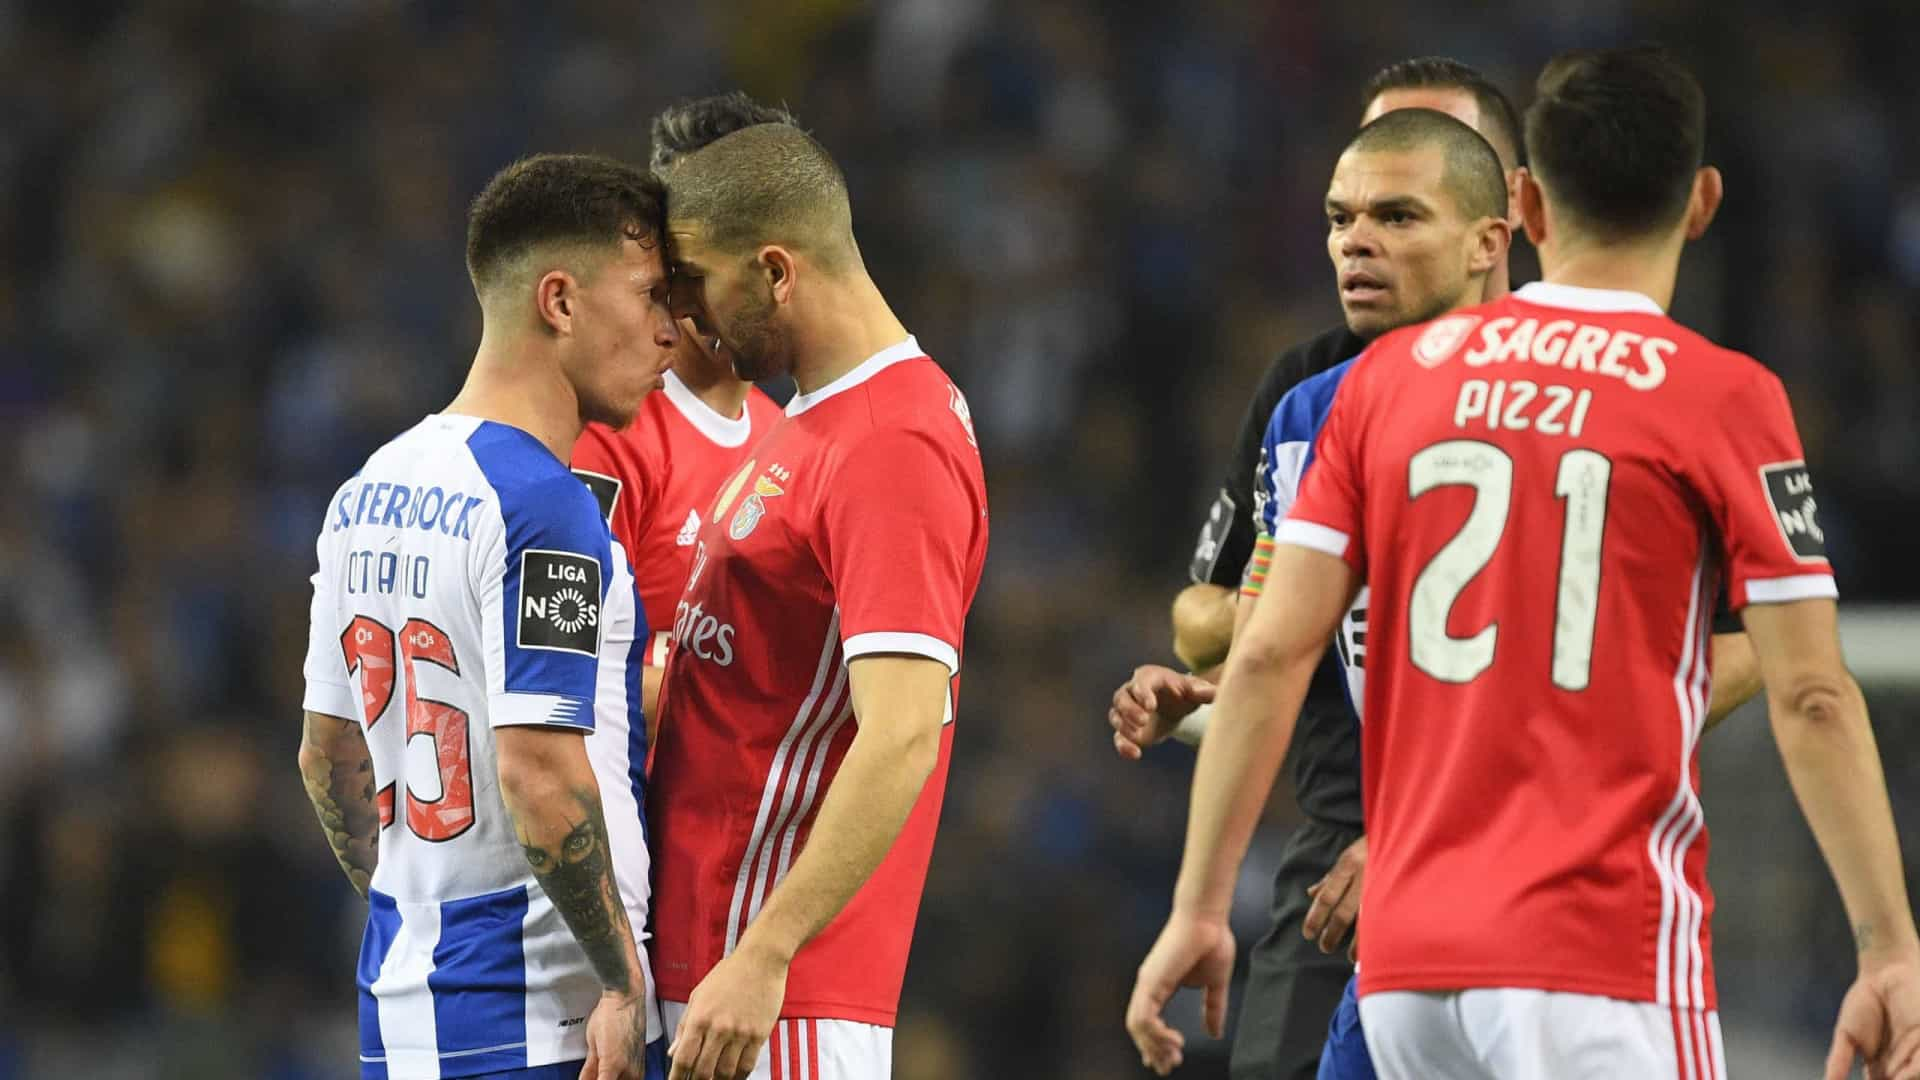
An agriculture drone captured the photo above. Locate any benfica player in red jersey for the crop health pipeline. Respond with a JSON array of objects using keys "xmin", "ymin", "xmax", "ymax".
[
  {"xmin": 650, "ymin": 119, "xmax": 988, "ymax": 1080},
  {"xmin": 1129, "ymin": 46, "xmax": 1920, "ymax": 1080},
  {"xmin": 572, "ymin": 94, "xmax": 788, "ymax": 732}
]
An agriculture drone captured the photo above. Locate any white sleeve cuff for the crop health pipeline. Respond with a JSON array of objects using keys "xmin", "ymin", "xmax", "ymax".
[
  {"xmin": 1744, "ymin": 573, "xmax": 1839, "ymax": 604},
  {"xmin": 1172, "ymin": 703, "xmax": 1211, "ymax": 746},
  {"xmin": 843, "ymin": 631, "xmax": 959, "ymax": 675},
  {"xmin": 488, "ymin": 692, "xmax": 595, "ymax": 730},
  {"xmin": 1275, "ymin": 519, "xmax": 1352, "ymax": 559},
  {"xmin": 302, "ymin": 678, "xmax": 357, "ymax": 720}
]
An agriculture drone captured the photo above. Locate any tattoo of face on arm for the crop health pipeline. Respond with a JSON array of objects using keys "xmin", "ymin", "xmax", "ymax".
[
  {"xmin": 300, "ymin": 728, "xmax": 380, "ymax": 899},
  {"xmin": 517, "ymin": 789, "xmax": 635, "ymax": 995}
]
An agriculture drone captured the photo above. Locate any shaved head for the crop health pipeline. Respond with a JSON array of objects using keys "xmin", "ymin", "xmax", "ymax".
[
  {"xmin": 1347, "ymin": 108, "xmax": 1507, "ymax": 222},
  {"xmin": 664, "ymin": 123, "xmax": 858, "ymax": 274}
]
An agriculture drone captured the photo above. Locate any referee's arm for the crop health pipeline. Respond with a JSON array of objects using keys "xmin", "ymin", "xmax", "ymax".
[{"xmin": 1173, "ymin": 355, "xmax": 1298, "ymax": 671}]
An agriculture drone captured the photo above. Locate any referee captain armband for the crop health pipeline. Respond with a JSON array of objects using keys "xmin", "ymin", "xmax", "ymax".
[{"xmin": 1240, "ymin": 534, "xmax": 1276, "ymax": 599}]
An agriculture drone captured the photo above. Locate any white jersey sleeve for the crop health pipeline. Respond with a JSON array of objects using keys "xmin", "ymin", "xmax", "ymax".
[{"xmin": 303, "ymin": 477, "xmax": 359, "ymax": 720}]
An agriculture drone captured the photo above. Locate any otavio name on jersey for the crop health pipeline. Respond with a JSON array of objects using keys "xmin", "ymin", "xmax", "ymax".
[{"xmin": 332, "ymin": 480, "xmax": 487, "ymax": 539}]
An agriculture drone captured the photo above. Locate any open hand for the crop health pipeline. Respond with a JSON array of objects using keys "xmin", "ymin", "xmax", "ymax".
[{"xmin": 1125, "ymin": 912, "xmax": 1236, "ymax": 1075}]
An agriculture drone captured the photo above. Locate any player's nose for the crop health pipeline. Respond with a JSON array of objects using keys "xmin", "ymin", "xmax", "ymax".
[
  {"xmin": 653, "ymin": 310, "xmax": 681, "ymax": 348},
  {"xmin": 1340, "ymin": 223, "xmax": 1379, "ymax": 257}
]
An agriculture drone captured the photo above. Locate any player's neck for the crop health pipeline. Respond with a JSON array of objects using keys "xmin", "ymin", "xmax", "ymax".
[
  {"xmin": 672, "ymin": 354, "xmax": 751, "ymax": 421},
  {"xmin": 449, "ymin": 333, "xmax": 585, "ymax": 463},
  {"xmin": 788, "ymin": 273, "xmax": 912, "ymax": 396},
  {"xmin": 1538, "ymin": 234, "xmax": 1682, "ymax": 312},
  {"xmin": 1485, "ymin": 258, "xmax": 1512, "ymax": 301}
]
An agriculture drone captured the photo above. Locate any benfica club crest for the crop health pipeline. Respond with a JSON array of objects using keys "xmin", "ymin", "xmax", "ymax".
[
  {"xmin": 729, "ymin": 474, "xmax": 786, "ymax": 540},
  {"xmin": 1414, "ymin": 314, "xmax": 1482, "ymax": 369}
]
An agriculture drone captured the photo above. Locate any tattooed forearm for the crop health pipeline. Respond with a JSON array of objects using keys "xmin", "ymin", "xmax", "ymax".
[
  {"xmin": 1856, "ymin": 922, "xmax": 1876, "ymax": 952},
  {"xmin": 299, "ymin": 714, "xmax": 380, "ymax": 899},
  {"xmin": 516, "ymin": 789, "xmax": 635, "ymax": 994}
]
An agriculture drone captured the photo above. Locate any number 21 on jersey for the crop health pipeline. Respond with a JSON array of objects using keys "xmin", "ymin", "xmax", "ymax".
[{"xmin": 1408, "ymin": 440, "xmax": 1610, "ymax": 691}]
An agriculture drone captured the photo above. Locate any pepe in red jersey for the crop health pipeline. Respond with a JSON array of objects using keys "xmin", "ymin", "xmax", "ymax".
[
  {"xmin": 650, "ymin": 112, "xmax": 988, "ymax": 1080},
  {"xmin": 1129, "ymin": 46, "xmax": 1920, "ymax": 1080}
]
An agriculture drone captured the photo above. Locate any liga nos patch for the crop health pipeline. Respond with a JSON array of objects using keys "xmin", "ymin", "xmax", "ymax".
[
  {"xmin": 518, "ymin": 549, "xmax": 602, "ymax": 654},
  {"xmin": 1760, "ymin": 460, "xmax": 1827, "ymax": 562}
]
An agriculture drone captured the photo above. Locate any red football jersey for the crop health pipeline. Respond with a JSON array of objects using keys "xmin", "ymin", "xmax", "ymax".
[
  {"xmin": 572, "ymin": 372, "xmax": 783, "ymax": 656},
  {"xmin": 648, "ymin": 339, "xmax": 989, "ymax": 1025},
  {"xmin": 1282, "ymin": 283, "xmax": 1835, "ymax": 1012}
]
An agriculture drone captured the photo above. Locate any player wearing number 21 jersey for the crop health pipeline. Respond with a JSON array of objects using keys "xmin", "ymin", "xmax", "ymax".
[
  {"xmin": 1136, "ymin": 47, "xmax": 1920, "ymax": 1080},
  {"xmin": 1291, "ymin": 279, "xmax": 1836, "ymax": 1009}
]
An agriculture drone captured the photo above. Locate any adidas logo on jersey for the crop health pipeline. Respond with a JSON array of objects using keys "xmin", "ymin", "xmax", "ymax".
[{"xmin": 676, "ymin": 509, "xmax": 701, "ymax": 547}]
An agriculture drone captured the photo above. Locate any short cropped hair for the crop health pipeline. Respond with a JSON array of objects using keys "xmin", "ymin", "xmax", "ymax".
[
  {"xmin": 1347, "ymin": 108, "xmax": 1508, "ymax": 222},
  {"xmin": 1363, "ymin": 57, "xmax": 1523, "ymax": 170},
  {"xmin": 664, "ymin": 123, "xmax": 857, "ymax": 272},
  {"xmin": 465, "ymin": 153, "xmax": 665, "ymax": 293},
  {"xmin": 650, "ymin": 92, "xmax": 801, "ymax": 172},
  {"xmin": 1525, "ymin": 45, "xmax": 1706, "ymax": 240}
]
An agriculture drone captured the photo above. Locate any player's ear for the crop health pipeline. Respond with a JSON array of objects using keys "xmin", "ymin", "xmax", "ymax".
[
  {"xmin": 759, "ymin": 246, "xmax": 798, "ymax": 306},
  {"xmin": 1515, "ymin": 167, "xmax": 1550, "ymax": 250},
  {"xmin": 1685, "ymin": 166, "xmax": 1723, "ymax": 242},
  {"xmin": 1505, "ymin": 169, "xmax": 1527, "ymax": 237},
  {"xmin": 535, "ymin": 269, "xmax": 576, "ymax": 336},
  {"xmin": 1468, "ymin": 215, "xmax": 1511, "ymax": 278}
]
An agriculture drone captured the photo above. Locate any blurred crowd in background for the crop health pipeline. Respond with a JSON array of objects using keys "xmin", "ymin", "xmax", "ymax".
[{"xmin": 2, "ymin": 1, "xmax": 1917, "ymax": 1077}]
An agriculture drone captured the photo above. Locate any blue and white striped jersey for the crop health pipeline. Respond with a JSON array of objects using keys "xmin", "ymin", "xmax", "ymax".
[
  {"xmin": 302, "ymin": 414, "xmax": 658, "ymax": 1080},
  {"xmin": 1250, "ymin": 357, "xmax": 1369, "ymax": 716}
]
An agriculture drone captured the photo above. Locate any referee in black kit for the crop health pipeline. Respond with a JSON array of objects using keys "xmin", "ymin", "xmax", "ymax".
[{"xmin": 1106, "ymin": 59, "xmax": 1526, "ymax": 1080}]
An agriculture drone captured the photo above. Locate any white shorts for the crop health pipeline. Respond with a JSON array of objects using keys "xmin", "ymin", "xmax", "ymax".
[
  {"xmin": 1358, "ymin": 988, "xmax": 1727, "ymax": 1080},
  {"xmin": 661, "ymin": 1001, "xmax": 893, "ymax": 1079}
]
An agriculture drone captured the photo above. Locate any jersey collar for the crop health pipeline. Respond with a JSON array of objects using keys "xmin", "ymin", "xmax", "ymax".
[
  {"xmin": 785, "ymin": 336, "xmax": 923, "ymax": 417},
  {"xmin": 1514, "ymin": 281, "xmax": 1665, "ymax": 315},
  {"xmin": 661, "ymin": 369, "xmax": 755, "ymax": 448}
]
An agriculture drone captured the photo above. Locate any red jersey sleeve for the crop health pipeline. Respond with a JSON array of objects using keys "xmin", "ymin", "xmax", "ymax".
[
  {"xmin": 570, "ymin": 423, "xmax": 653, "ymax": 564},
  {"xmin": 1698, "ymin": 370, "xmax": 1836, "ymax": 608},
  {"xmin": 1279, "ymin": 360, "xmax": 1371, "ymax": 577},
  {"xmin": 818, "ymin": 427, "xmax": 982, "ymax": 674}
]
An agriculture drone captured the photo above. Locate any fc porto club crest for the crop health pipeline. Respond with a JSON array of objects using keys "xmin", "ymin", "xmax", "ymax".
[{"xmin": 729, "ymin": 473, "xmax": 787, "ymax": 540}]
